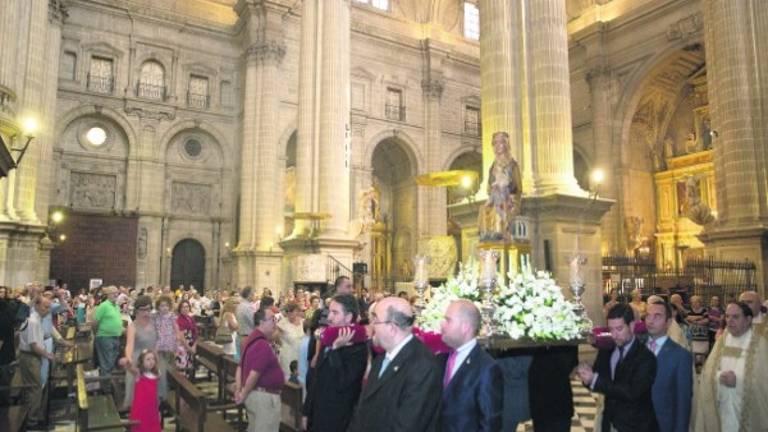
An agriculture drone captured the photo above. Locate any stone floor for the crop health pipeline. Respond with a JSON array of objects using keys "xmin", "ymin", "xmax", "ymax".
[{"xmin": 49, "ymin": 375, "xmax": 599, "ymax": 432}]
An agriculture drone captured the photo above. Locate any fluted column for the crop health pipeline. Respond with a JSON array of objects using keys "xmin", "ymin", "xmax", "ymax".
[
  {"xmin": 294, "ymin": 0, "xmax": 351, "ymax": 239},
  {"xmin": 528, "ymin": 0, "xmax": 581, "ymax": 196},
  {"xmin": 0, "ymin": 0, "xmax": 19, "ymax": 118},
  {"xmin": 479, "ymin": 0, "xmax": 524, "ymax": 193},
  {"xmin": 13, "ymin": 0, "xmax": 50, "ymax": 223},
  {"xmin": 34, "ymin": 0, "xmax": 66, "ymax": 225},
  {"xmin": 421, "ymin": 77, "xmax": 446, "ymax": 236}
]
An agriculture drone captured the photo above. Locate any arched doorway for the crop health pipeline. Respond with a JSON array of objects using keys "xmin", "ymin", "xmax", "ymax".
[
  {"xmin": 370, "ymin": 137, "xmax": 417, "ymax": 287},
  {"xmin": 171, "ymin": 239, "xmax": 205, "ymax": 293}
]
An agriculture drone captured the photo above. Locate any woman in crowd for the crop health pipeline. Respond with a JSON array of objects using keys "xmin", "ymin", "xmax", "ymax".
[
  {"xmin": 629, "ymin": 289, "xmax": 647, "ymax": 320},
  {"xmin": 305, "ymin": 295, "xmax": 321, "ymax": 320},
  {"xmin": 685, "ymin": 295, "xmax": 709, "ymax": 365},
  {"xmin": 278, "ymin": 302, "xmax": 305, "ymax": 378},
  {"xmin": 214, "ymin": 298, "xmax": 239, "ymax": 355},
  {"xmin": 121, "ymin": 295, "xmax": 163, "ymax": 410},
  {"xmin": 706, "ymin": 295, "xmax": 722, "ymax": 349},
  {"xmin": 175, "ymin": 300, "xmax": 198, "ymax": 376}
]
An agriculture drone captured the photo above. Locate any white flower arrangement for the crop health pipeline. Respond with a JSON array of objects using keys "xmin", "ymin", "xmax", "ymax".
[
  {"xmin": 418, "ymin": 261, "xmax": 483, "ymax": 332},
  {"xmin": 419, "ymin": 263, "xmax": 584, "ymax": 342},
  {"xmin": 494, "ymin": 270, "xmax": 583, "ymax": 341}
]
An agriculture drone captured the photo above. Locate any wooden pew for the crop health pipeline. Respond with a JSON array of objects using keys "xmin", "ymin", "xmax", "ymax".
[
  {"xmin": 76, "ymin": 364, "xmax": 133, "ymax": 432},
  {"xmin": 193, "ymin": 341, "xmax": 224, "ymax": 387},
  {"xmin": 168, "ymin": 370, "xmax": 236, "ymax": 432}
]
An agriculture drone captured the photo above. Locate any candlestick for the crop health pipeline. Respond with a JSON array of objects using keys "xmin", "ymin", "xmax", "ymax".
[{"xmin": 413, "ymin": 255, "xmax": 429, "ymax": 314}]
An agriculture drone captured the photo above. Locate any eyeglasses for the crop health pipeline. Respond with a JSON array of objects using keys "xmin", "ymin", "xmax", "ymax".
[{"xmin": 371, "ymin": 320, "xmax": 392, "ymax": 326}]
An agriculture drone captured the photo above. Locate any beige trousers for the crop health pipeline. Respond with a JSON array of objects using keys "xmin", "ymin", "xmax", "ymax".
[{"xmin": 244, "ymin": 390, "xmax": 281, "ymax": 432}]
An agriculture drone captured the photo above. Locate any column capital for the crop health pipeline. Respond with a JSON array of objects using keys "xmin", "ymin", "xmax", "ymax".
[
  {"xmin": 421, "ymin": 78, "xmax": 444, "ymax": 99},
  {"xmin": 48, "ymin": 0, "xmax": 68, "ymax": 25},
  {"xmin": 246, "ymin": 39, "xmax": 286, "ymax": 65}
]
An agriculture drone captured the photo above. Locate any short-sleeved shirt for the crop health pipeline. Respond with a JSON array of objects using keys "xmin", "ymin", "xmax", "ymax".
[
  {"xmin": 19, "ymin": 310, "xmax": 45, "ymax": 353},
  {"xmin": 94, "ymin": 300, "xmax": 124, "ymax": 337},
  {"xmin": 240, "ymin": 330, "xmax": 284, "ymax": 393}
]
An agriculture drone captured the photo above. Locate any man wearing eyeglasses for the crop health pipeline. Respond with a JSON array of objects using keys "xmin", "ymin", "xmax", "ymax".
[{"xmin": 348, "ymin": 297, "xmax": 441, "ymax": 432}]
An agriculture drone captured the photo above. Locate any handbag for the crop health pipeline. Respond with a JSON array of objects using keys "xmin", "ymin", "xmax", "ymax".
[{"xmin": 214, "ymin": 320, "xmax": 232, "ymax": 345}]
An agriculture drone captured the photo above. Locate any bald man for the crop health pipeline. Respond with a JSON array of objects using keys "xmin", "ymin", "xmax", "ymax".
[
  {"xmin": 348, "ymin": 297, "xmax": 441, "ymax": 432},
  {"xmin": 739, "ymin": 291, "xmax": 765, "ymax": 336},
  {"xmin": 439, "ymin": 300, "xmax": 502, "ymax": 432}
]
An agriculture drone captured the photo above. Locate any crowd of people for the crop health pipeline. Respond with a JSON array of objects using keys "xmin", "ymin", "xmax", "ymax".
[
  {"xmin": 1, "ymin": 278, "xmax": 767, "ymax": 432},
  {"xmin": 587, "ymin": 289, "xmax": 768, "ymax": 432}
]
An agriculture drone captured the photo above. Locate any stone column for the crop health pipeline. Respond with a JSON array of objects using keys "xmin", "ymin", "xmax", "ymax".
[
  {"xmin": 527, "ymin": 0, "xmax": 581, "ymax": 196},
  {"xmin": 0, "ymin": 0, "xmax": 20, "ymax": 222},
  {"xmin": 233, "ymin": 0, "xmax": 288, "ymax": 289},
  {"xmin": 700, "ymin": 0, "xmax": 768, "ymax": 292},
  {"xmin": 479, "ymin": 0, "xmax": 524, "ymax": 190}
]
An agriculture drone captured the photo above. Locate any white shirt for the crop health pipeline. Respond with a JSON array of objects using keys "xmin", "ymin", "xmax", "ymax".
[
  {"xmin": 447, "ymin": 338, "xmax": 477, "ymax": 381},
  {"xmin": 385, "ymin": 334, "xmax": 414, "ymax": 364},
  {"xmin": 647, "ymin": 335, "xmax": 668, "ymax": 356}
]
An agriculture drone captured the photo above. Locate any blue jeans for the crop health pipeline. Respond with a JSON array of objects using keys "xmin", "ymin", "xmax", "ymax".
[{"xmin": 95, "ymin": 336, "xmax": 121, "ymax": 393}]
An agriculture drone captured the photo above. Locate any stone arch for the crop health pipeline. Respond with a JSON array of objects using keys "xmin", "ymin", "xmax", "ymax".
[
  {"xmin": 277, "ymin": 121, "xmax": 298, "ymax": 162},
  {"xmin": 55, "ymin": 105, "xmax": 137, "ymax": 152},
  {"xmin": 364, "ymin": 128, "xmax": 422, "ymax": 175},
  {"xmin": 159, "ymin": 119, "xmax": 229, "ymax": 167},
  {"xmin": 614, "ymin": 41, "xmax": 705, "ymax": 165},
  {"xmin": 442, "ymin": 145, "xmax": 481, "ymax": 171},
  {"xmin": 573, "ymin": 145, "xmax": 591, "ymax": 191}
]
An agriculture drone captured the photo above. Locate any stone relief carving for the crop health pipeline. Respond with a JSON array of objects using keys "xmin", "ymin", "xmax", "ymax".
[
  {"xmin": 624, "ymin": 216, "xmax": 646, "ymax": 255},
  {"xmin": 417, "ymin": 236, "xmax": 457, "ymax": 279},
  {"xmin": 70, "ymin": 172, "xmax": 116, "ymax": 209},
  {"xmin": 294, "ymin": 254, "xmax": 327, "ymax": 283},
  {"xmin": 666, "ymin": 13, "xmax": 704, "ymax": 42},
  {"xmin": 137, "ymin": 227, "xmax": 148, "ymax": 259},
  {"xmin": 171, "ymin": 182, "xmax": 211, "ymax": 215}
]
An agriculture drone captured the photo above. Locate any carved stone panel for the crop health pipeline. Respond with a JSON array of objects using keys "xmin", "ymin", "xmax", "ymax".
[
  {"xmin": 137, "ymin": 227, "xmax": 148, "ymax": 259},
  {"xmin": 171, "ymin": 182, "xmax": 211, "ymax": 215},
  {"xmin": 70, "ymin": 172, "xmax": 117, "ymax": 209}
]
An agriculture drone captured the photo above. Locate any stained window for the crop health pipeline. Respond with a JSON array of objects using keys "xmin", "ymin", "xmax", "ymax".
[{"xmin": 464, "ymin": 2, "xmax": 480, "ymax": 40}]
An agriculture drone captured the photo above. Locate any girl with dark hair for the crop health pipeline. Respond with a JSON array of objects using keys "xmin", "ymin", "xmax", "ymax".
[{"xmin": 175, "ymin": 300, "xmax": 197, "ymax": 374}]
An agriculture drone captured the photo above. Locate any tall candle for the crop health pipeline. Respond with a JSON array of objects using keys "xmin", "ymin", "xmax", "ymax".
[
  {"xmin": 414, "ymin": 256, "xmax": 428, "ymax": 286},
  {"xmin": 481, "ymin": 251, "xmax": 497, "ymax": 282}
]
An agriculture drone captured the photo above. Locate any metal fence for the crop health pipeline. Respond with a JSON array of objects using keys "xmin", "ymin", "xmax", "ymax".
[{"xmin": 602, "ymin": 255, "xmax": 756, "ymax": 301}]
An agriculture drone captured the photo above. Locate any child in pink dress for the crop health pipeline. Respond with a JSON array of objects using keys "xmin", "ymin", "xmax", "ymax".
[{"xmin": 128, "ymin": 349, "xmax": 162, "ymax": 432}]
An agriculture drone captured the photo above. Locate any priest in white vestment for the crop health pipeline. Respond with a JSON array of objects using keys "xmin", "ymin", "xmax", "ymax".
[{"xmin": 693, "ymin": 301, "xmax": 768, "ymax": 432}]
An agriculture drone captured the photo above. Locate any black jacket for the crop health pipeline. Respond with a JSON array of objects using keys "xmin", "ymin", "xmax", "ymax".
[
  {"xmin": 528, "ymin": 345, "xmax": 579, "ymax": 423},
  {"xmin": 347, "ymin": 336, "xmax": 441, "ymax": 432},
  {"xmin": 592, "ymin": 339, "xmax": 659, "ymax": 432},
  {"xmin": 303, "ymin": 341, "xmax": 368, "ymax": 431}
]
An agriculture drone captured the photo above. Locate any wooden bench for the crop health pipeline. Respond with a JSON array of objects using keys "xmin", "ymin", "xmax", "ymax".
[
  {"xmin": 280, "ymin": 382, "xmax": 303, "ymax": 432},
  {"xmin": 76, "ymin": 364, "xmax": 134, "ymax": 432},
  {"xmin": 193, "ymin": 341, "xmax": 224, "ymax": 391},
  {"xmin": 168, "ymin": 370, "xmax": 236, "ymax": 432}
]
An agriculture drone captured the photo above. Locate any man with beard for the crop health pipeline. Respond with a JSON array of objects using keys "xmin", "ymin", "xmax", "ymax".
[{"xmin": 303, "ymin": 294, "xmax": 368, "ymax": 431}]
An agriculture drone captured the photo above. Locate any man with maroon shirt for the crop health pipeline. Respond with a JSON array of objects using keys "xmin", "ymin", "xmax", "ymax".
[{"xmin": 235, "ymin": 307, "xmax": 285, "ymax": 432}]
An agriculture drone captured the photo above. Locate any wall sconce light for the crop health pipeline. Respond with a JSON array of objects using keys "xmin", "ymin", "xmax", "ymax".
[{"xmin": 11, "ymin": 116, "xmax": 39, "ymax": 167}]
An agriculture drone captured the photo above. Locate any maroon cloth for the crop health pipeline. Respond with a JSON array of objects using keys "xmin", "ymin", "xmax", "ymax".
[
  {"xmin": 129, "ymin": 374, "xmax": 161, "ymax": 432},
  {"xmin": 591, "ymin": 321, "xmax": 647, "ymax": 351},
  {"xmin": 239, "ymin": 329, "xmax": 284, "ymax": 393},
  {"xmin": 319, "ymin": 324, "xmax": 369, "ymax": 347},
  {"xmin": 176, "ymin": 314, "xmax": 198, "ymax": 340}
]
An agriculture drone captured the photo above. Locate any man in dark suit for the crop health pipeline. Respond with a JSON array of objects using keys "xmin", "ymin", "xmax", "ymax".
[
  {"xmin": 347, "ymin": 297, "xmax": 441, "ymax": 432},
  {"xmin": 645, "ymin": 300, "xmax": 692, "ymax": 432},
  {"xmin": 303, "ymin": 294, "xmax": 368, "ymax": 431},
  {"xmin": 577, "ymin": 304, "xmax": 659, "ymax": 432},
  {"xmin": 439, "ymin": 300, "xmax": 503, "ymax": 432}
]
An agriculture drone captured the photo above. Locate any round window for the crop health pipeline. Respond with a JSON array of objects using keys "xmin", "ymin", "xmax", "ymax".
[
  {"xmin": 184, "ymin": 139, "xmax": 202, "ymax": 158},
  {"xmin": 86, "ymin": 127, "xmax": 107, "ymax": 146}
]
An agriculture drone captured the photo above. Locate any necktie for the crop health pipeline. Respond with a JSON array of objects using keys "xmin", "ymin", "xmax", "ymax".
[
  {"xmin": 618, "ymin": 344, "xmax": 626, "ymax": 363},
  {"xmin": 378, "ymin": 356, "xmax": 391, "ymax": 378},
  {"xmin": 648, "ymin": 339, "xmax": 657, "ymax": 356},
  {"xmin": 443, "ymin": 350, "xmax": 458, "ymax": 388}
]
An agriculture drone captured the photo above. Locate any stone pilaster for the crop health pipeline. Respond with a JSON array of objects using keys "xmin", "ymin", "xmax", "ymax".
[
  {"xmin": 527, "ymin": 0, "xmax": 582, "ymax": 196},
  {"xmin": 479, "ymin": 0, "xmax": 524, "ymax": 193},
  {"xmin": 700, "ymin": 0, "xmax": 768, "ymax": 293},
  {"xmin": 0, "ymin": 0, "xmax": 19, "ymax": 120},
  {"xmin": 586, "ymin": 66, "xmax": 620, "ymax": 254},
  {"xmin": 421, "ymin": 73, "xmax": 446, "ymax": 236}
]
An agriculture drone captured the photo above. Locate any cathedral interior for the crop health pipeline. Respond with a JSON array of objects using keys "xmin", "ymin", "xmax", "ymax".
[{"xmin": 0, "ymin": 0, "xmax": 766, "ymax": 321}]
